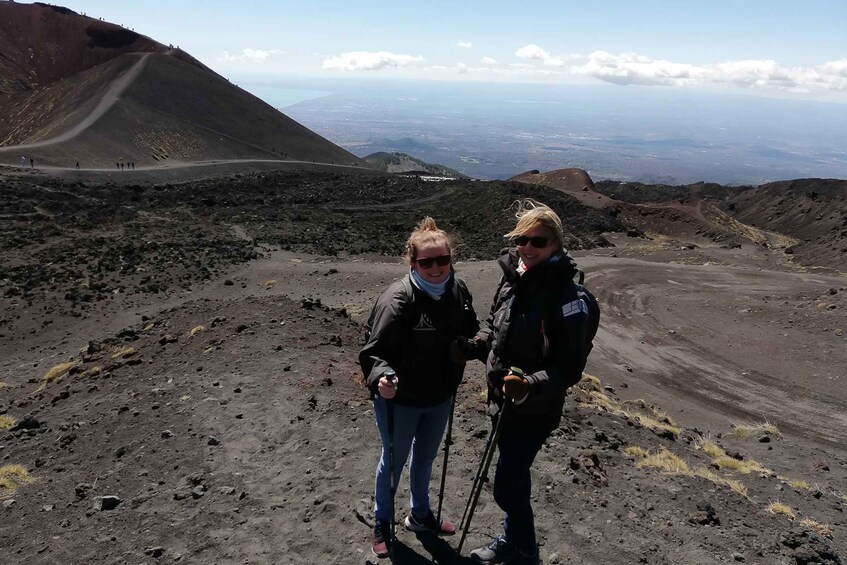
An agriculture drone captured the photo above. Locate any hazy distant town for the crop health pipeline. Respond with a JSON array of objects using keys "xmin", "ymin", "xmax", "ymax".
[{"xmin": 246, "ymin": 77, "xmax": 847, "ymax": 185}]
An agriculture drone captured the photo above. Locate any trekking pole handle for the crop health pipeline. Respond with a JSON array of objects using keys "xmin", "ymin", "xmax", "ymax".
[{"xmin": 384, "ymin": 369, "xmax": 398, "ymax": 391}]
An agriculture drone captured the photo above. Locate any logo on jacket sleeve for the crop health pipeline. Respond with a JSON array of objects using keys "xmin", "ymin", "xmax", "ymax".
[
  {"xmin": 414, "ymin": 313, "xmax": 436, "ymax": 331},
  {"xmin": 562, "ymin": 299, "xmax": 589, "ymax": 317}
]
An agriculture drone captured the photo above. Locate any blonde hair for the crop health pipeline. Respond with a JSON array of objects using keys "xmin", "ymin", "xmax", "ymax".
[
  {"xmin": 504, "ymin": 199, "xmax": 564, "ymax": 251},
  {"xmin": 405, "ymin": 217, "xmax": 452, "ymax": 265}
]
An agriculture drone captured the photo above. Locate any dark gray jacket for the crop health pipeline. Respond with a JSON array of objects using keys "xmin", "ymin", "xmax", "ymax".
[
  {"xmin": 360, "ymin": 273, "xmax": 480, "ymax": 407},
  {"xmin": 478, "ymin": 249, "xmax": 588, "ymax": 431}
]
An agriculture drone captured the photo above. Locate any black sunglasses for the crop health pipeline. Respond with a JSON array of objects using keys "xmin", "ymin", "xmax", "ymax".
[
  {"xmin": 514, "ymin": 235, "xmax": 550, "ymax": 248},
  {"xmin": 415, "ymin": 254, "xmax": 452, "ymax": 268}
]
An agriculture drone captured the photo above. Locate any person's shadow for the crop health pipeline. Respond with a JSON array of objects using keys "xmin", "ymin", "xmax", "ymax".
[{"xmin": 383, "ymin": 533, "xmax": 476, "ymax": 564}]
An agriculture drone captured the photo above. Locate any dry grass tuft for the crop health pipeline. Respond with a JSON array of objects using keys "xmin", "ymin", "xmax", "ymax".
[
  {"xmin": 694, "ymin": 437, "xmax": 726, "ymax": 459},
  {"xmin": 0, "ymin": 381, "xmax": 6, "ymax": 390},
  {"xmin": 0, "ymin": 415, "xmax": 16, "ymax": 430},
  {"xmin": 42, "ymin": 360, "xmax": 80, "ymax": 386},
  {"xmin": 0, "ymin": 464, "xmax": 34, "ymax": 496},
  {"xmin": 111, "ymin": 346, "xmax": 136, "ymax": 359},
  {"xmin": 625, "ymin": 446, "xmax": 650, "ymax": 459},
  {"xmin": 627, "ymin": 411, "xmax": 682, "ymax": 438},
  {"xmin": 190, "ymin": 325, "xmax": 205, "ymax": 336},
  {"xmin": 801, "ymin": 518, "xmax": 833, "ymax": 538},
  {"xmin": 587, "ymin": 390, "xmax": 617, "ymax": 411},
  {"xmin": 78, "ymin": 366, "xmax": 102, "ymax": 379},
  {"xmin": 577, "ymin": 377, "xmax": 682, "ymax": 438},
  {"xmin": 580, "ymin": 373, "xmax": 602, "ymax": 392},
  {"xmin": 788, "ymin": 479, "xmax": 812, "ymax": 490},
  {"xmin": 633, "ymin": 448, "xmax": 750, "ymax": 498},
  {"xmin": 731, "ymin": 421, "xmax": 781, "ymax": 440},
  {"xmin": 694, "ymin": 469, "xmax": 749, "ymax": 498},
  {"xmin": 692, "ymin": 469, "xmax": 750, "ymax": 498},
  {"xmin": 264, "ymin": 279, "xmax": 277, "ymax": 286},
  {"xmin": 143, "ymin": 323, "xmax": 155, "ymax": 332},
  {"xmin": 637, "ymin": 448, "xmax": 690, "ymax": 473},
  {"xmin": 714, "ymin": 456, "xmax": 771, "ymax": 475},
  {"xmin": 694, "ymin": 437, "xmax": 770, "ymax": 475},
  {"xmin": 767, "ymin": 502, "xmax": 795, "ymax": 519}
]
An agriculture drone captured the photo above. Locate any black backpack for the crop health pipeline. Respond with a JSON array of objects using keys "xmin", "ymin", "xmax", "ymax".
[{"xmin": 574, "ymin": 269, "xmax": 600, "ymax": 371}]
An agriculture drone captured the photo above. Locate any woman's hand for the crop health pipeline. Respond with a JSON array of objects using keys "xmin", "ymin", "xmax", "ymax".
[
  {"xmin": 503, "ymin": 372, "xmax": 529, "ymax": 400},
  {"xmin": 378, "ymin": 376, "xmax": 398, "ymax": 399}
]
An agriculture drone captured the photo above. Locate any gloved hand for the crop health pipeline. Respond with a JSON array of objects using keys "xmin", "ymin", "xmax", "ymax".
[
  {"xmin": 453, "ymin": 336, "xmax": 485, "ymax": 361},
  {"xmin": 503, "ymin": 372, "xmax": 529, "ymax": 400}
]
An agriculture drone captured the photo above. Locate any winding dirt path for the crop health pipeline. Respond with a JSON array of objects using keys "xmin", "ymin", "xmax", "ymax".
[
  {"xmin": 0, "ymin": 54, "xmax": 152, "ymax": 152},
  {"xmin": 583, "ymin": 256, "xmax": 847, "ymax": 448}
]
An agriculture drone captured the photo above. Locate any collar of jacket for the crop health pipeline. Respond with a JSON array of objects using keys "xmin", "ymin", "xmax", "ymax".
[
  {"xmin": 408, "ymin": 270, "xmax": 456, "ymax": 301},
  {"xmin": 497, "ymin": 248, "xmax": 578, "ymax": 286}
]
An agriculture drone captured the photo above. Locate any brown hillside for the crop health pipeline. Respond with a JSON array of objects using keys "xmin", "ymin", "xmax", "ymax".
[
  {"xmin": 0, "ymin": 2, "xmax": 362, "ymax": 170},
  {"xmin": 0, "ymin": 2, "xmax": 171, "ymax": 91},
  {"xmin": 726, "ymin": 178, "xmax": 847, "ymax": 270},
  {"xmin": 0, "ymin": 55, "xmax": 137, "ymax": 145},
  {"xmin": 510, "ymin": 168, "xmax": 616, "ymax": 209}
]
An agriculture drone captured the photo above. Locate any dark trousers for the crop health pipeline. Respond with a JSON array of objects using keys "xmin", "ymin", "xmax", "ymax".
[{"xmin": 493, "ymin": 426, "xmax": 548, "ymax": 553}]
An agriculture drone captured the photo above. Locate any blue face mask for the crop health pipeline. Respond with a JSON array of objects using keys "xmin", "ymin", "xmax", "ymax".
[{"xmin": 410, "ymin": 268, "xmax": 452, "ymax": 299}]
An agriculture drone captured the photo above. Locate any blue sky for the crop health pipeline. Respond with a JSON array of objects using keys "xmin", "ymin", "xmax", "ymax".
[{"xmin": 41, "ymin": 1, "xmax": 847, "ymax": 102}]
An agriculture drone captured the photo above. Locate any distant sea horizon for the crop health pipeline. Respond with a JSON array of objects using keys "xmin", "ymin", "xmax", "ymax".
[{"xmin": 241, "ymin": 77, "xmax": 847, "ymax": 185}]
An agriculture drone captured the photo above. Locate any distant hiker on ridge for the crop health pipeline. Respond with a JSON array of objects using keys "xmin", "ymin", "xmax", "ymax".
[
  {"xmin": 360, "ymin": 217, "xmax": 480, "ymax": 559},
  {"xmin": 455, "ymin": 200, "xmax": 596, "ymax": 565}
]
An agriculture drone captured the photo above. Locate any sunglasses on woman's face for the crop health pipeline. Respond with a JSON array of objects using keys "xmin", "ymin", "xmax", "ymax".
[
  {"xmin": 415, "ymin": 255, "xmax": 452, "ymax": 268},
  {"xmin": 514, "ymin": 235, "xmax": 550, "ymax": 248}
]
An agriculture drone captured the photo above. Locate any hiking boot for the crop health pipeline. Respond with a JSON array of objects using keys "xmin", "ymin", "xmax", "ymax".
[
  {"xmin": 371, "ymin": 522, "xmax": 390, "ymax": 558},
  {"xmin": 469, "ymin": 536, "xmax": 518, "ymax": 564},
  {"xmin": 502, "ymin": 548, "xmax": 541, "ymax": 565},
  {"xmin": 403, "ymin": 509, "xmax": 456, "ymax": 535}
]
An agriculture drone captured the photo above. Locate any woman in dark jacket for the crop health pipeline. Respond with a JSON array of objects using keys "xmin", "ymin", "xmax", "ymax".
[
  {"xmin": 360, "ymin": 217, "xmax": 480, "ymax": 558},
  {"xmin": 465, "ymin": 201, "xmax": 588, "ymax": 565}
]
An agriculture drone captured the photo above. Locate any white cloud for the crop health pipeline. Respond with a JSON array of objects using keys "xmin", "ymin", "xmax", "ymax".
[
  {"xmin": 322, "ymin": 51, "xmax": 425, "ymax": 71},
  {"xmin": 457, "ymin": 41, "xmax": 473, "ymax": 48},
  {"xmin": 515, "ymin": 44, "xmax": 551, "ymax": 61},
  {"xmin": 218, "ymin": 48, "xmax": 286, "ymax": 63},
  {"xmin": 480, "ymin": 56, "xmax": 498, "ymax": 65},
  {"xmin": 566, "ymin": 51, "xmax": 847, "ymax": 94},
  {"xmin": 458, "ymin": 62, "xmax": 468, "ymax": 74},
  {"xmin": 571, "ymin": 51, "xmax": 704, "ymax": 86}
]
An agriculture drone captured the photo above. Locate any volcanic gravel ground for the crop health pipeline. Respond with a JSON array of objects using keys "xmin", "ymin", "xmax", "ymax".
[{"xmin": 1, "ymin": 169, "xmax": 846, "ymax": 564}]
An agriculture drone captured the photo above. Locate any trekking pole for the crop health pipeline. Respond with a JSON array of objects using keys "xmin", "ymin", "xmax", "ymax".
[
  {"xmin": 385, "ymin": 369, "xmax": 399, "ymax": 564},
  {"xmin": 459, "ymin": 418, "xmax": 496, "ymax": 530},
  {"xmin": 456, "ymin": 398, "xmax": 510, "ymax": 556},
  {"xmin": 456, "ymin": 367, "xmax": 524, "ymax": 555},
  {"xmin": 436, "ymin": 361, "xmax": 464, "ymax": 525}
]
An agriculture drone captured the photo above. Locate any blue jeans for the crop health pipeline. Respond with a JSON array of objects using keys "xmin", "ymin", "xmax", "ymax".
[
  {"xmin": 493, "ymin": 426, "xmax": 549, "ymax": 553},
  {"xmin": 373, "ymin": 395, "xmax": 451, "ymax": 524}
]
